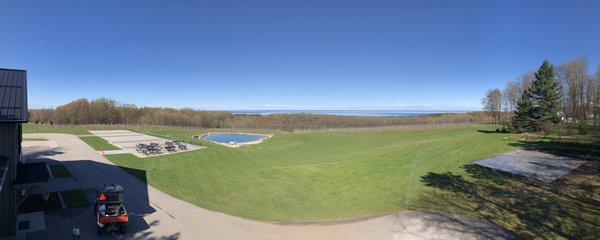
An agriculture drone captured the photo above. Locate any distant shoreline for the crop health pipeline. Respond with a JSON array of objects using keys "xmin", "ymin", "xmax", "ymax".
[{"xmin": 229, "ymin": 110, "xmax": 473, "ymax": 117}]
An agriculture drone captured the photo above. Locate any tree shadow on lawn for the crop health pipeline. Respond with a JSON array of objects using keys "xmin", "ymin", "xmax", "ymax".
[
  {"xmin": 508, "ymin": 137, "xmax": 600, "ymax": 162},
  {"xmin": 477, "ymin": 129, "xmax": 509, "ymax": 134},
  {"xmin": 413, "ymin": 164, "xmax": 600, "ymax": 240}
]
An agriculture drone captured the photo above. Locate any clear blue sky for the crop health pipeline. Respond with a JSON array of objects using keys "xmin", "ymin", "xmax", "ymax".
[{"xmin": 1, "ymin": 0, "xmax": 599, "ymax": 110}]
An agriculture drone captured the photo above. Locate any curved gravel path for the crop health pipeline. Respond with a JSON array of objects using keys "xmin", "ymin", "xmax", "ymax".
[{"xmin": 23, "ymin": 133, "xmax": 514, "ymax": 240}]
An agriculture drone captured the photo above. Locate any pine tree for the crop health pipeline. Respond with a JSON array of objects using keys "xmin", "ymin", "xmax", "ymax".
[
  {"xmin": 512, "ymin": 89, "xmax": 534, "ymax": 132},
  {"xmin": 511, "ymin": 60, "xmax": 562, "ymax": 132},
  {"xmin": 530, "ymin": 60, "xmax": 562, "ymax": 124}
]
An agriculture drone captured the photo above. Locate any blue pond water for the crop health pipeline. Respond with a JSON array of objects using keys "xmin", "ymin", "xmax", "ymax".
[{"xmin": 202, "ymin": 133, "xmax": 265, "ymax": 144}]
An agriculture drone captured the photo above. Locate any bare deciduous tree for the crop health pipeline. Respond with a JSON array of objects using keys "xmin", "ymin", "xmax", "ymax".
[
  {"xmin": 482, "ymin": 88, "xmax": 503, "ymax": 124},
  {"xmin": 502, "ymin": 81, "xmax": 522, "ymax": 112},
  {"xmin": 520, "ymin": 72, "xmax": 535, "ymax": 91},
  {"xmin": 559, "ymin": 57, "xmax": 590, "ymax": 122},
  {"xmin": 592, "ymin": 66, "xmax": 600, "ymax": 125}
]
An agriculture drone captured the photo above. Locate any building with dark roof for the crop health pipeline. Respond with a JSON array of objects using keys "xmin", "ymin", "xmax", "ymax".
[{"xmin": 0, "ymin": 68, "xmax": 28, "ymax": 237}]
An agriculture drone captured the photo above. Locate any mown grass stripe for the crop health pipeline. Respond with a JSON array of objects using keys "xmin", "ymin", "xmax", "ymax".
[{"xmin": 105, "ymin": 125, "xmax": 515, "ymax": 221}]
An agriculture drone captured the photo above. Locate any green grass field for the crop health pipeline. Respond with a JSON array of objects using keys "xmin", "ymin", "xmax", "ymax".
[
  {"xmin": 79, "ymin": 136, "xmax": 120, "ymax": 151},
  {"xmin": 60, "ymin": 190, "xmax": 90, "ymax": 208},
  {"xmin": 49, "ymin": 164, "xmax": 73, "ymax": 178},
  {"xmin": 23, "ymin": 124, "xmax": 92, "ymax": 135},
  {"xmin": 25, "ymin": 123, "xmax": 599, "ymax": 238},
  {"xmin": 106, "ymin": 126, "xmax": 516, "ymax": 221}
]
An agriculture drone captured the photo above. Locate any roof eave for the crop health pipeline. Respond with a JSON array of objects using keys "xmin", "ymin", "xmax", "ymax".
[{"xmin": 0, "ymin": 120, "xmax": 28, "ymax": 123}]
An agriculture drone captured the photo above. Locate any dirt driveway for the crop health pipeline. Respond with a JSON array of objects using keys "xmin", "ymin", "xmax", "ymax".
[{"xmin": 23, "ymin": 133, "xmax": 513, "ymax": 240}]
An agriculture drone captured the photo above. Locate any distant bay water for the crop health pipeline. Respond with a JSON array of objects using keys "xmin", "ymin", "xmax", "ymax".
[{"xmin": 229, "ymin": 110, "xmax": 470, "ymax": 117}]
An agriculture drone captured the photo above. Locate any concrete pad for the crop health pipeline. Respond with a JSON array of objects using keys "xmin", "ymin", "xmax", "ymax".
[
  {"xmin": 27, "ymin": 177, "xmax": 81, "ymax": 195},
  {"xmin": 21, "ymin": 140, "xmax": 58, "ymax": 155},
  {"xmin": 89, "ymin": 130, "xmax": 204, "ymax": 158},
  {"xmin": 16, "ymin": 211, "xmax": 45, "ymax": 236},
  {"xmin": 474, "ymin": 150, "xmax": 588, "ymax": 183}
]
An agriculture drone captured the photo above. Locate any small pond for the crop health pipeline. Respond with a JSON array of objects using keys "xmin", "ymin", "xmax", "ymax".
[{"xmin": 201, "ymin": 133, "xmax": 266, "ymax": 144}]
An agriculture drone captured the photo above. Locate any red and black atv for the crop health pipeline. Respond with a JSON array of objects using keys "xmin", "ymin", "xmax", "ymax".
[{"xmin": 95, "ymin": 184, "xmax": 128, "ymax": 235}]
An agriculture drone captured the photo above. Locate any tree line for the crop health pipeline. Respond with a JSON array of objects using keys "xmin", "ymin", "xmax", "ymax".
[
  {"xmin": 482, "ymin": 57, "xmax": 600, "ymax": 130},
  {"xmin": 30, "ymin": 98, "xmax": 233, "ymax": 128},
  {"xmin": 29, "ymin": 98, "xmax": 495, "ymax": 131}
]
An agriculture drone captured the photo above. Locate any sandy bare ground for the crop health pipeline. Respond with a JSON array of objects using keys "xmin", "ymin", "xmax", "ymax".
[{"xmin": 23, "ymin": 133, "xmax": 514, "ymax": 240}]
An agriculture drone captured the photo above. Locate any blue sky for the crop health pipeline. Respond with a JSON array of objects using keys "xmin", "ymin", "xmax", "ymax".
[{"xmin": 1, "ymin": 0, "xmax": 599, "ymax": 110}]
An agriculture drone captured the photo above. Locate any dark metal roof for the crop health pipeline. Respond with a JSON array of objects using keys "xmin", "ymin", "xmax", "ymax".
[
  {"xmin": 0, "ymin": 68, "xmax": 28, "ymax": 123},
  {"xmin": 15, "ymin": 162, "xmax": 49, "ymax": 185}
]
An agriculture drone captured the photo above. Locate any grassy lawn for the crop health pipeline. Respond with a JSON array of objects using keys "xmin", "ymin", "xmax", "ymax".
[
  {"xmin": 79, "ymin": 136, "xmax": 120, "ymax": 151},
  {"xmin": 105, "ymin": 126, "xmax": 516, "ymax": 221},
  {"xmin": 49, "ymin": 164, "xmax": 73, "ymax": 178},
  {"xmin": 410, "ymin": 128, "xmax": 600, "ymax": 239},
  {"xmin": 413, "ymin": 162, "xmax": 599, "ymax": 239},
  {"xmin": 29, "ymin": 123, "xmax": 598, "ymax": 238},
  {"xmin": 60, "ymin": 190, "xmax": 90, "ymax": 208},
  {"xmin": 23, "ymin": 123, "xmax": 92, "ymax": 135}
]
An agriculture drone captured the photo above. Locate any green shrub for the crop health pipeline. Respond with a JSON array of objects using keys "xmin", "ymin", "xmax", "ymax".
[
  {"xmin": 496, "ymin": 126, "xmax": 511, "ymax": 133},
  {"xmin": 578, "ymin": 122, "xmax": 590, "ymax": 135}
]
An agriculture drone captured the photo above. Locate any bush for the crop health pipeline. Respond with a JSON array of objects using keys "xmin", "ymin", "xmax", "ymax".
[
  {"xmin": 578, "ymin": 122, "xmax": 590, "ymax": 135},
  {"xmin": 538, "ymin": 123, "xmax": 553, "ymax": 136},
  {"xmin": 496, "ymin": 126, "xmax": 511, "ymax": 133}
]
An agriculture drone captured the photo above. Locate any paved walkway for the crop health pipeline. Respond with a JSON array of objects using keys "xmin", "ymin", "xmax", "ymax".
[
  {"xmin": 23, "ymin": 133, "xmax": 514, "ymax": 240},
  {"xmin": 17, "ymin": 212, "xmax": 46, "ymax": 237},
  {"xmin": 27, "ymin": 177, "xmax": 80, "ymax": 195}
]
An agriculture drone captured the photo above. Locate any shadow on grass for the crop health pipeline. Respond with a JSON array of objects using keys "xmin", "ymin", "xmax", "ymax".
[
  {"xmin": 60, "ymin": 190, "xmax": 90, "ymax": 208},
  {"xmin": 117, "ymin": 165, "xmax": 148, "ymax": 184},
  {"xmin": 415, "ymin": 164, "xmax": 600, "ymax": 240},
  {"xmin": 477, "ymin": 129, "xmax": 508, "ymax": 134},
  {"xmin": 509, "ymin": 139, "xmax": 600, "ymax": 162}
]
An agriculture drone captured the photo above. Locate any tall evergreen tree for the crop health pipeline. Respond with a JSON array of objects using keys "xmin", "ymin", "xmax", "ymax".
[
  {"xmin": 512, "ymin": 88, "xmax": 534, "ymax": 132},
  {"xmin": 511, "ymin": 60, "xmax": 562, "ymax": 132},
  {"xmin": 530, "ymin": 60, "xmax": 562, "ymax": 124}
]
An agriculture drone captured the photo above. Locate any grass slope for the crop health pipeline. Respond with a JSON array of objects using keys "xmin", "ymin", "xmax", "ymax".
[
  {"xmin": 411, "ymin": 128, "xmax": 600, "ymax": 239},
  {"xmin": 27, "ymin": 123, "xmax": 599, "ymax": 238},
  {"xmin": 106, "ymin": 126, "xmax": 515, "ymax": 221},
  {"xmin": 79, "ymin": 136, "xmax": 120, "ymax": 151},
  {"xmin": 23, "ymin": 124, "xmax": 92, "ymax": 135},
  {"xmin": 60, "ymin": 190, "xmax": 90, "ymax": 208},
  {"xmin": 49, "ymin": 164, "xmax": 73, "ymax": 178}
]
